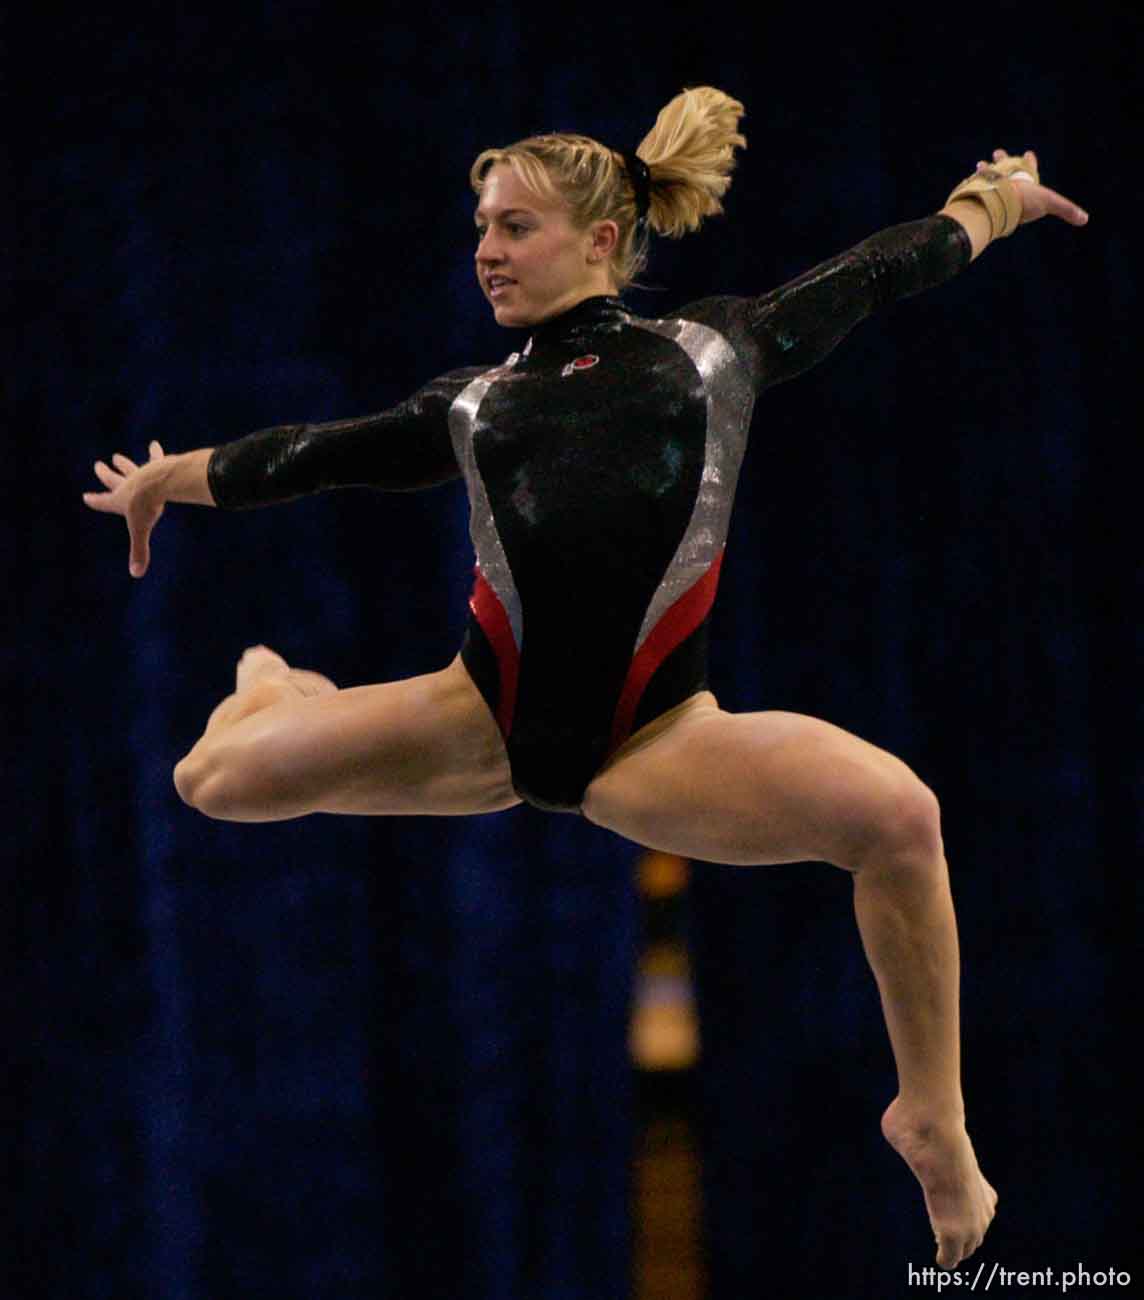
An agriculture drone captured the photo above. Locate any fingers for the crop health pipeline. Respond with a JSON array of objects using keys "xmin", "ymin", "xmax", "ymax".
[
  {"xmin": 975, "ymin": 148, "xmax": 1089, "ymax": 228},
  {"xmin": 127, "ymin": 507, "xmax": 156, "ymax": 578},
  {"xmin": 987, "ymin": 148, "xmax": 1036, "ymax": 169},
  {"xmin": 90, "ymin": 443, "xmax": 164, "ymax": 486},
  {"xmin": 93, "ymin": 459, "xmax": 123, "ymax": 490},
  {"xmin": 1046, "ymin": 186, "xmax": 1089, "ymax": 225},
  {"xmin": 83, "ymin": 444, "xmax": 166, "ymax": 576},
  {"xmin": 83, "ymin": 460, "xmax": 127, "ymax": 511},
  {"xmin": 91, "ymin": 445, "xmax": 163, "ymax": 489},
  {"xmin": 981, "ymin": 149, "xmax": 1033, "ymax": 175},
  {"xmin": 81, "ymin": 490, "xmax": 118, "ymax": 513}
]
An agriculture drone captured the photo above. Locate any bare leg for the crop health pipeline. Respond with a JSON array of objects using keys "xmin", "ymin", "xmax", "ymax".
[
  {"xmin": 853, "ymin": 834, "xmax": 998, "ymax": 1270},
  {"xmin": 583, "ymin": 698, "xmax": 997, "ymax": 1269},
  {"xmin": 174, "ymin": 647, "xmax": 520, "ymax": 821}
]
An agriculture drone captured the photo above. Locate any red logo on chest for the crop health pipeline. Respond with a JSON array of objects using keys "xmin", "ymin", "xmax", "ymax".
[{"xmin": 561, "ymin": 354, "xmax": 600, "ymax": 377}]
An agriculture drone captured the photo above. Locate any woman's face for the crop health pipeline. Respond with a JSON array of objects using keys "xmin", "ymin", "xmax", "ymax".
[{"xmin": 475, "ymin": 164, "xmax": 615, "ymax": 327}]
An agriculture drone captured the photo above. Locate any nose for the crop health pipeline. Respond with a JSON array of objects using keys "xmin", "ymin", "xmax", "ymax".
[{"xmin": 475, "ymin": 228, "xmax": 504, "ymax": 267}]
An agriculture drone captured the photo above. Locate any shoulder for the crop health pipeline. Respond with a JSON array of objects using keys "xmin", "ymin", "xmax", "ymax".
[
  {"xmin": 399, "ymin": 361, "xmax": 507, "ymax": 410},
  {"xmin": 616, "ymin": 295, "xmax": 756, "ymax": 347},
  {"xmin": 416, "ymin": 361, "xmax": 503, "ymax": 395},
  {"xmin": 636, "ymin": 296, "xmax": 761, "ymax": 383},
  {"xmin": 670, "ymin": 295, "xmax": 747, "ymax": 329},
  {"xmin": 643, "ymin": 296, "xmax": 760, "ymax": 358}
]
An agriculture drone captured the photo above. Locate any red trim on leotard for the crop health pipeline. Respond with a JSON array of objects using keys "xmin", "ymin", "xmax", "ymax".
[
  {"xmin": 608, "ymin": 550, "xmax": 725, "ymax": 754},
  {"xmin": 469, "ymin": 568, "xmax": 519, "ymax": 737}
]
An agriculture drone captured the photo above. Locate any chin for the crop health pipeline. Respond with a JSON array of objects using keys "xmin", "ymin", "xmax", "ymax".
[{"xmin": 492, "ymin": 302, "xmax": 536, "ymax": 329}]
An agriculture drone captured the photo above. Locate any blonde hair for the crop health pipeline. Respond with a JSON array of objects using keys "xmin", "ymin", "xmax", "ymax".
[{"xmin": 469, "ymin": 86, "xmax": 747, "ymax": 290}]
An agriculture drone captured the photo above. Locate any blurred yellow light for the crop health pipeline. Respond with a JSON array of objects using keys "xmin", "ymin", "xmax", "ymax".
[{"xmin": 637, "ymin": 850, "xmax": 689, "ymax": 899}]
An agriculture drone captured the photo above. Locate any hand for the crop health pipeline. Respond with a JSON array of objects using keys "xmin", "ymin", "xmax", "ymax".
[
  {"xmin": 976, "ymin": 149, "xmax": 1089, "ymax": 228},
  {"xmin": 82, "ymin": 439, "xmax": 169, "ymax": 578}
]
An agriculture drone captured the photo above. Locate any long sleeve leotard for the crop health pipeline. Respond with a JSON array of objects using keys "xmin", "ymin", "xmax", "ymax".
[{"xmin": 208, "ymin": 214, "xmax": 972, "ymax": 812}]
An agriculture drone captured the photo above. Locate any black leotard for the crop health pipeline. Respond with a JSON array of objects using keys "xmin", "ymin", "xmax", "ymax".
[{"xmin": 208, "ymin": 215, "xmax": 971, "ymax": 813}]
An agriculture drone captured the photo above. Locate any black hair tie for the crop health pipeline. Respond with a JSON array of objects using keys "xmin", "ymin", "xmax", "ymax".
[{"xmin": 621, "ymin": 151, "xmax": 652, "ymax": 228}]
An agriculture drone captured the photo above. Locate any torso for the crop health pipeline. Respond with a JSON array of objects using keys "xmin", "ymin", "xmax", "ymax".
[{"xmin": 448, "ymin": 295, "xmax": 756, "ymax": 812}]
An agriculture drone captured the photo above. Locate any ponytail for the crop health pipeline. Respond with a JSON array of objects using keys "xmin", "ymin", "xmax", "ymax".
[{"xmin": 470, "ymin": 86, "xmax": 746, "ymax": 289}]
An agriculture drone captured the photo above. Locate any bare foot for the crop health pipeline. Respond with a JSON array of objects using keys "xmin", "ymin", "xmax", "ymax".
[
  {"xmin": 235, "ymin": 644, "xmax": 289, "ymax": 690},
  {"xmin": 881, "ymin": 1097, "xmax": 998, "ymax": 1270},
  {"xmin": 235, "ymin": 644, "xmax": 337, "ymax": 698}
]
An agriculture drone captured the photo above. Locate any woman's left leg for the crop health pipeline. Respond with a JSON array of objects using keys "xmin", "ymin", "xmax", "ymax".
[{"xmin": 582, "ymin": 697, "xmax": 997, "ymax": 1271}]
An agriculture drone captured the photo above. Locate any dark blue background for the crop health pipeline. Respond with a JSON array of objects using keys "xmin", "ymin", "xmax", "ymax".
[{"xmin": 12, "ymin": 4, "xmax": 1139, "ymax": 1297}]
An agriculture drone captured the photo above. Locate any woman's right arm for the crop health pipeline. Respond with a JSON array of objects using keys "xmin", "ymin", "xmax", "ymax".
[
  {"xmin": 83, "ymin": 365, "xmax": 485, "ymax": 578},
  {"xmin": 83, "ymin": 442, "xmax": 215, "ymax": 577}
]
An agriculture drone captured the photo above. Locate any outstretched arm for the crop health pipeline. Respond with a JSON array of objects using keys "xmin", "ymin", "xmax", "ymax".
[
  {"xmin": 82, "ymin": 365, "xmax": 484, "ymax": 578},
  {"xmin": 940, "ymin": 148, "xmax": 1088, "ymax": 260},
  {"xmin": 682, "ymin": 146, "xmax": 1088, "ymax": 392}
]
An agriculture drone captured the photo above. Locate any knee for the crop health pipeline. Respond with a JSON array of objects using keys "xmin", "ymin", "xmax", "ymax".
[{"xmin": 838, "ymin": 767, "xmax": 943, "ymax": 873}]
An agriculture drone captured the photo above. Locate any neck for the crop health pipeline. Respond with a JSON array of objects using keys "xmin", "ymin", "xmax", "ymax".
[
  {"xmin": 525, "ymin": 292, "xmax": 627, "ymax": 351},
  {"xmin": 535, "ymin": 277, "xmax": 619, "ymax": 323}
]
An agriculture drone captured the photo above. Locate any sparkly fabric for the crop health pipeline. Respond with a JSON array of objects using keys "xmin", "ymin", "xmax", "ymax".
[
  {"xmin": 206, "ymin": 214, "xmax": 971, "ymax": 811},
  {"xmin": 625, "ymin": 316, "xmax": 753, "ymax": 652},
  {"xmin": 449, "ymin": 362, "xmax": 525, "ymax": 649},
  {"xmin": 207, "ymin": 368, "xmax": 479, "ymax": 506}
]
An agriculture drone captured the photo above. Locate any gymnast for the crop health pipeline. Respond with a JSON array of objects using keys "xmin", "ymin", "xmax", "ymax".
[{"xmin": 83, "ymin": 87, "xmax": 1088, "ymax": 1269}]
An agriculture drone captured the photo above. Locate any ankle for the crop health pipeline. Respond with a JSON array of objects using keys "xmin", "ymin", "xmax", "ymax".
[{"xmin": 884, "ymin": 1094, "xmax": 966, "ymax": 1138}]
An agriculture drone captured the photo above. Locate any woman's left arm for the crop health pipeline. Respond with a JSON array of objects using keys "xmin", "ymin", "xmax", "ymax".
[{"xmin": 689, "ymin": 147, "xmax": 1090, "ymax": 392}]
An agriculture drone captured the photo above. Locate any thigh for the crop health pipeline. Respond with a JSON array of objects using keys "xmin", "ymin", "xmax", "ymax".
[
  {"xmin": 202, "ymin": 655, "xmax": 521, "ymax": 819},
  {"xmin": 582, "ymin": 700, "xmax": 927, "ymax": 866}
]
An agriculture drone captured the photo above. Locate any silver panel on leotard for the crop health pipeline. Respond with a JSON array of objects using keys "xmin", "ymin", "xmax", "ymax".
[
  {"xmin": 626, "ymin": 315, "xmax": 756, "ymax": 651},
  {"xmin": 448, "ymin": 358, "xmax": 524, "ymax": 648}
]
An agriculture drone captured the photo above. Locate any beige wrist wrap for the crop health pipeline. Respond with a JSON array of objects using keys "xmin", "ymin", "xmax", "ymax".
[{"xmin": 946, "ymin": 155, "xmax": 1039, "ymax": 239}]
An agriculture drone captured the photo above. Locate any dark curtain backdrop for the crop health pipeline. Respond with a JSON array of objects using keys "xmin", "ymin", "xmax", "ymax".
[{"xmin": 12, "ymin": 4, "xmax": 1139, "ymax": 1298}]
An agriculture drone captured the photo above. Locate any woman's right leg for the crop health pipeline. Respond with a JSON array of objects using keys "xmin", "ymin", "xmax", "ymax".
[{"xmin": 173, "ymin": 647, "xmax": 521, "ymax": 822}]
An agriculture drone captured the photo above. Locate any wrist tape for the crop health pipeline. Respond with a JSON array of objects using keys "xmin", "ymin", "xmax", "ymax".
[{"xmin": 945, "ymin": 155, "xmax": 1039, "ymax": 239}]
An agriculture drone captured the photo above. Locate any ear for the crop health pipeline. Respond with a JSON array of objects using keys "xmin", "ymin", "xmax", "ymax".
[{"xmin": 587, "ymin": 219, "xmax": 620, "ymax": 263}]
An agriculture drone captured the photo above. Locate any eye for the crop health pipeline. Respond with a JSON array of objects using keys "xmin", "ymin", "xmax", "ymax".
[{"xmin": 474, "ymin": 220, "xmax": 531, "ymax": 242}]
